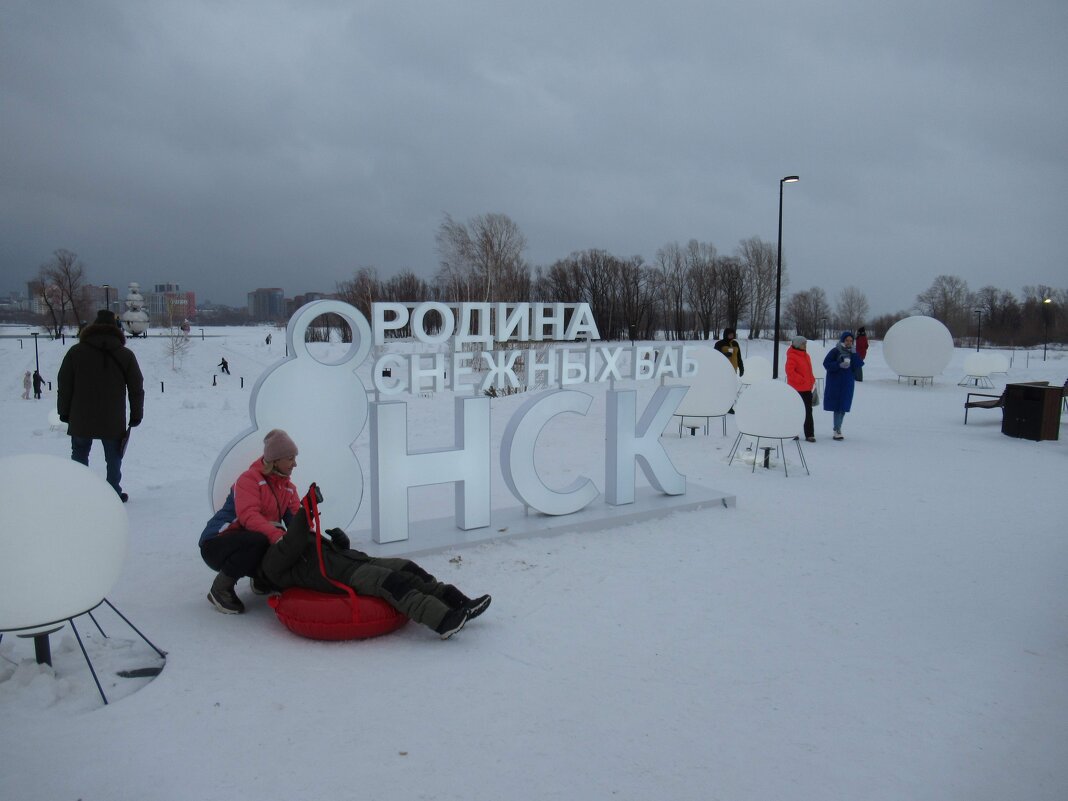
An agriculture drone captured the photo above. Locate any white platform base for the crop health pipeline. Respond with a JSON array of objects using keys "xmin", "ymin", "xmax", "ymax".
[{"xmin": 350, "ymin": 484, "xmax": 737, "ymax": 558}]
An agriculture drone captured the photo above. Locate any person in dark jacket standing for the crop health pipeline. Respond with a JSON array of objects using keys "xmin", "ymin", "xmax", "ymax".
[
  {"xmin": 822, "ymin": 331, "xmax": 864, "ymax": 441},
  {"xmin": 57, "ymin": 309, "xmax": 145, "ymax": 502},
  {"xmin": 713, "ymin": 328, "xmax": 744, "ymax": 376},
  {"xmin": 32, "ymin": 369, "xmax": 45, "ymax": 399}
]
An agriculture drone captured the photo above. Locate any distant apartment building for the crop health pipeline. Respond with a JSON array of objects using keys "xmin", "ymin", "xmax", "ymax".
[
  {"xmin": 287, "ymin": 291, "xmax": 330, "ymax": 316},
  {"xmin": 145, "ymin": 283, "xmax": 197, "ymax": 323},
  {"xmin": 26, "ymin": 280, "xmax": 62, "ymax": 316},
  {"xmin": 83, "ymin": 284, "xmax": 120, "ymax": 317},
  {"xmin": 248, "ymin": 288, "xmax": 286, "ymax": 321}
]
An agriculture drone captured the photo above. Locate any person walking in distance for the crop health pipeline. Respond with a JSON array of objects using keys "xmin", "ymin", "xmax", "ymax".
[
  {"xmin": 57, "ymin": 309, "xmax": 144, "ymax": 501},
  {"xmin": 32, "ymin": 369, "xmax": 45, "ymax": 399},
  {"xmin": 22, "ymin": 370, "xmax": 31, "ymax": 399},
  {"xmin": 218, "ymin": 357, "xmax": 230, "ymax": 375}
]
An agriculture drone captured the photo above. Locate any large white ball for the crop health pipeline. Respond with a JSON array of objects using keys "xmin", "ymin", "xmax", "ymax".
[
  {"xmin": 670, "ymin": 346, "xmax": 739, "ymax": 417},
  {"xmin": 0, "ymin": 454, "xmax": 128, "ymax": 630},
  {"xmin": 962, "ymin": 352, "xmax": 994, "ymax": 377},
  {"xmin": 882, "ymin": 316, "xmax": 954, "ymax": 378},
  {"xmin": 734, "ymin": 381, "xmax": 805, "ymax": 439}
]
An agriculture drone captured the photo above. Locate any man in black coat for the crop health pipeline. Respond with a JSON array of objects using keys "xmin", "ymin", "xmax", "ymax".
[{"xmin": 57, "ymin": 309, "xmax": 145, "ymax": 502}]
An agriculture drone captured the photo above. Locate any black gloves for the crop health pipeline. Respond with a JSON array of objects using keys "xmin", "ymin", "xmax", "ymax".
[
  {"xmin": 327, "ymin": 528, "xmax": 350, "ymax": 550},
  {"xmin": 129, "ymin": 417, "xmax": 142, "ymax": 427}
]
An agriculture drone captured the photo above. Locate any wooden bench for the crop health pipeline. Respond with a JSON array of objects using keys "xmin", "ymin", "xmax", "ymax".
[
  {"xmin": 964, "ymin": 381, "xmax": 1049, "ymax": 424},
  {"xmin": 964, "ymin": 391, "xmax": 1004, "ymax": 424}
]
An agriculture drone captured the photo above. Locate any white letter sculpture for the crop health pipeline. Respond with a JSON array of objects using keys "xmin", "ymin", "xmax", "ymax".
[
  {"xmin": 500, "ymin": 389, "xmax": 600, "ymax": 516},
  {"xmin": 605, "ymin": 386, "xmax": 688, "ymax": 505}
]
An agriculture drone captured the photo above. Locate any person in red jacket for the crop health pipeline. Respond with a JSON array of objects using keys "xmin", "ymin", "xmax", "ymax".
[
  {"xmin": 855, "ymin": 327, "xmax": 869, "ymax": 360},
  {"xmin": 199, "ymin": 429, "xmax": 301, "ymax": 614},
  {"xmin": 785, "ymin": 335, "xmax": 816, "ymax": 442}
]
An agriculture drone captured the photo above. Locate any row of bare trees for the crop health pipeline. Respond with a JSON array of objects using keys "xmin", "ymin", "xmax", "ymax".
[
  {"xmin": 24, "ymin": 225, "xmax": 1063, "ymax": 351},
  {"xmin": 337, "ymin": 213, "xmax": 801, "ymax": 342},
  {"xmin": 862, "ymin": 275, "xmax": 1066, "ymax": 347}
]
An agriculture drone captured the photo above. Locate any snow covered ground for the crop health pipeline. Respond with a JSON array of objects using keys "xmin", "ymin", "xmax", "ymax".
[{"xmin": 1, "ymin": 323, "xmax": 1066, "ymax": 801}]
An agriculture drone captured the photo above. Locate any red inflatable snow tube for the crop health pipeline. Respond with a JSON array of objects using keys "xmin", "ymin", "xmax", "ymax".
[{"xmin": 268, "ymin": 588, "xmax": 408, "ymax": 641}]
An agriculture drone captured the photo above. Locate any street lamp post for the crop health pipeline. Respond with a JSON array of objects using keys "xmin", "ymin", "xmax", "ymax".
[
  {"xmin": 821, "ymin": 316, "xmax": 827, "ymax": 346},
  {"xmin": 102, "ymin": 283, "xmax": 111, "ymax": 315},
  {"xmin": 772, "ymin": 175, "xmax": 800, "ymax": 379},
  {"xmin": 31, "ymin": 332, "xmax": 39, "ymax": 374},
  {"xmin": 974, "ymin": 309, "xmax": 982, "ymax": 352},
  {"xmin": 1043, "ymin": 297, "xmax": 1052, "ymax": 360}
]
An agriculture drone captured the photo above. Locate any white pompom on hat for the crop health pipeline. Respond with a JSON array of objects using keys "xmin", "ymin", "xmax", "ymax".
[
  {"xmin": 791, "ymin": 335, "xmax": 806, "ymax": 348},
  {"xmin": 262, "ymin": 429, "xmax": 298, "ymax": 462}
]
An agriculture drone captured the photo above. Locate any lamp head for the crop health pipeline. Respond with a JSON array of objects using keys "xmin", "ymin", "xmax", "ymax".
[{"xmin": 782, "ymin": 175, "xmax": 799, "ymax": 183}]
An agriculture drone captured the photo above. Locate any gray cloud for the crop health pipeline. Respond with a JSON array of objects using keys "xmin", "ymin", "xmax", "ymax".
[{"xmin": 2, "ymin": 0, "xmax": 1065, "ymax": 313}]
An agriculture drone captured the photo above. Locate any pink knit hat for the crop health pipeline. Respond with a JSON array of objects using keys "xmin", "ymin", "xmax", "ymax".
[{"xmin": 262, "ymin": 429, "xmax": 298, "ymax": 462}]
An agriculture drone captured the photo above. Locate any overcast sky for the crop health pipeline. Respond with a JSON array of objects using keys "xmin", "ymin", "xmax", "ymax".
[{"xmin": 2, "ymin": 0, "xmax": 1065, "ymax": 315}]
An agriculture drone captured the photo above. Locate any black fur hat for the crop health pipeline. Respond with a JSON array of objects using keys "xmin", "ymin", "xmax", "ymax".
[{"xmin": 94, "ymin": 309, "xmax": 119, "ymax": 327}]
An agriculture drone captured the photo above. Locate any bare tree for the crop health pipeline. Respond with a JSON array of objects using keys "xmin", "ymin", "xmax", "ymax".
[
  {"xmin": 335, "ymin": 267, "xmax": 381, "ymax": 322},
  {"xmin": 538, "ymin": 249, "xmax": 624, "ymax": 339},
  {"xmin": 435, "ymin": 213, "xmax": 529, "ymax": 302},
  {"xmin": 916, "ymin": 274, "xmax": 972, "ymax": 336},
  {"xmin": 163, "ymin": 298, "xmax": 192, "ymax": 371},
  {"xmin": 684, "ymin": 240, "xmax": 718, "ymax": 339},
  {"xmin": 654, "ymin": 242, "xmax": 688, "ymax": 340},
  {"xmin": 618, "ymin": 256, "xmax": 655, "ymax": 341},
  {"xmin": 40, "ymin": 249, "xmax": 90, "ymax": 329},
  {"xmin": 973, "ymin": 285, "xmax": 1021, "ymax": 345},
  {"xmin": 835, "ymin": 285, "xmax": 870, "ymax": 332},
  {"xmin": 736, "ymin": 236, "xmax": 777, "ymax": 338},
  {"xmin": 31, "ymin": 276, "xmax": 67, "ymax": 337},
  {"xmin": 786, "ymin": 287, "xmax": 832, "ymax": 341},
  {"xmin": 717, "ymin": 256, "xmax": 748, "ymax": 334},
  {"xmin": 382, "ymin": 270, "xmax": 430, "ymax": 303},
  {"xmin": 1021, "ymin": 284, "xmax": 1066, "ymax": 347}
]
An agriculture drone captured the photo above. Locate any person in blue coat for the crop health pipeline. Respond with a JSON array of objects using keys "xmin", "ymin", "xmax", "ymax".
[{"xmin": 822, "ymin": 331, "xmax": 864, "ymax": 440}]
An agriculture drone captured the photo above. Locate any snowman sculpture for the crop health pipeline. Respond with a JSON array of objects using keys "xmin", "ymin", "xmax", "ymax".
[
  {"xmin": 120, "ymin": 282, "xmax": 151, "ymax": 337},
  {"xmin": 209, "ymin": 300, "xmax": 372, "ymax": 531}
]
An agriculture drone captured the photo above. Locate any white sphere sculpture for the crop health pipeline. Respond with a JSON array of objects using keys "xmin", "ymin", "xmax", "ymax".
[
  {"xmin": 962, "ymin": 352, "xmax": 993, "ymax": 378},
  {"xmin": 734, "ymin": 381, "xmax": 805, "ymax": 439},
  {"xmin": 0, "ymin": 454, "xmax": 128, "ymax": 631},
  {"xmin": 882, "ymin": 316, "xmax": 954, "ymax": 379},
  {"xmin": 671, "ymin": 346, "xmax": 740, "ymax": 417}
]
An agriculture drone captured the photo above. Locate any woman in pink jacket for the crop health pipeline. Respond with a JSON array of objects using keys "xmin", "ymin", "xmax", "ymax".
[
  {"xmin": 199, "ymin": 429, "xmax": 301, "ymax": 614},
  {"xmin": 785, "ymin": 336, "xmax": 816, "ymax": 442}
]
